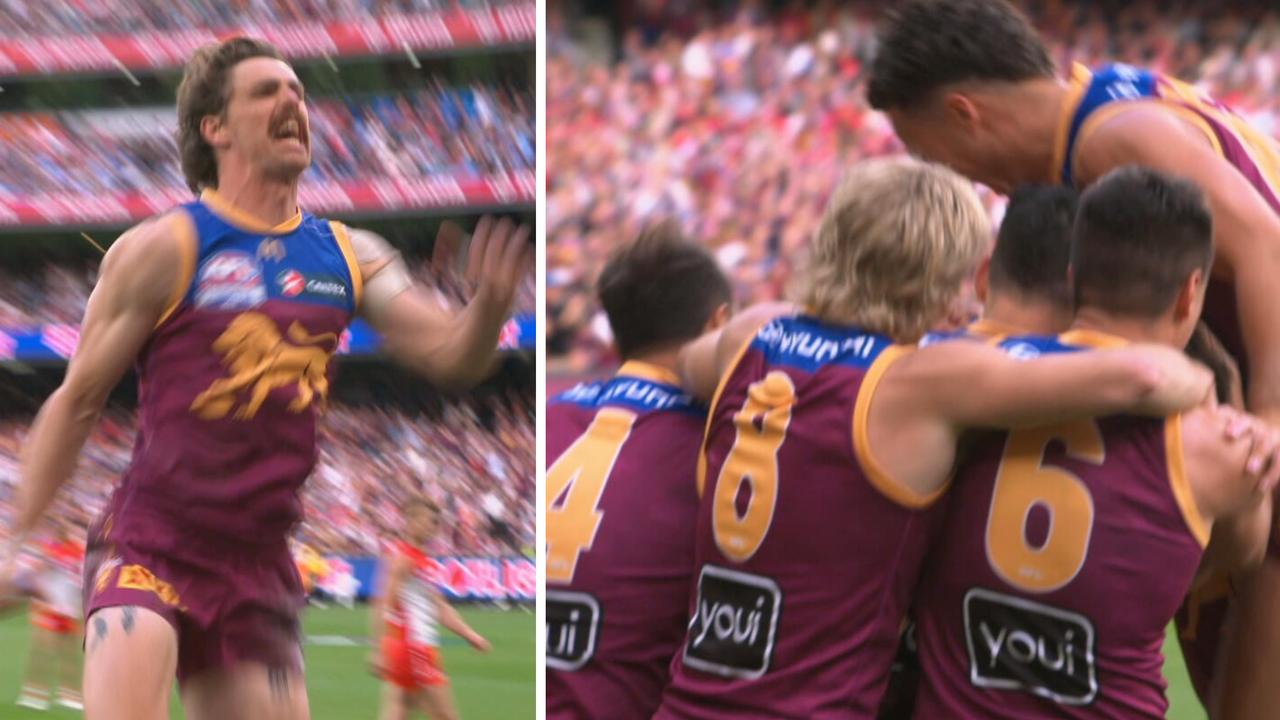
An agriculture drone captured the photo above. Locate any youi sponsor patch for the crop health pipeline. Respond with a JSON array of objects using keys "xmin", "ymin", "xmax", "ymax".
[
  {"xmin": 546, "ymin": 590, "xmax": 600, "ymax": 671},
  {"xmin": 964, "ymin": 587, "xmax": 1097, "ymax": 705},
  {"xmin": 195, "ymin": 251, "xmax": 266, "ymax": 309},
  {"xmin": 683, "ymin": 565, "xmax": 781, "ymax": 679}
]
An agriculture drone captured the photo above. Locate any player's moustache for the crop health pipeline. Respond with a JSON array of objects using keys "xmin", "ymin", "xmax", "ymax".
[{"xmin": 268, "ymin": 107, "xmax": 308, "ymax": 146}]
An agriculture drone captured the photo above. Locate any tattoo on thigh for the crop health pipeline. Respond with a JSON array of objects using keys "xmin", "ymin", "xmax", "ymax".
[
  {"xmin": 121, "ymin": 606, "xmax": 136, "ymax": 635},
  {"xmin": 91, "ymin": 615, "xmax": 108, "ymax": 652},
  {"xmin": 268, "ymin": 666, "xmax": 289, "ymax": 702}
]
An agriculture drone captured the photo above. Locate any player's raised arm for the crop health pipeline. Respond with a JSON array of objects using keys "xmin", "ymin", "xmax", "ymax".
[
  {"xmin": 10, "ymin": 214, "xmax": 186, "ymax": 554},
  {"xmin": 1076, "ymin": 109, "xmax": 1280, "ymax": 422},
  {"xmin": 884, "ymin": 339, "xmax": 1212, "ymax": 431},
  {"xmin": 678, "ymin": 302, "xmax": 797, "ymax": 401},
  {"xmin": 350, "ymin": 217, "xmax": 532, "ymax": 388}
]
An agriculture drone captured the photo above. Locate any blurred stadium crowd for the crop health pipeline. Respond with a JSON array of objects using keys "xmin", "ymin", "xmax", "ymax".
[
  {"xmin": 546, "ymin": 0, "xmax": 1280, "ymax": 374},
  {"xmin": 0, "ymin": 0, "xmax": 524, "ymax": 37},
  {"xmin": 0, "ymin": 392, "xmax": 534, "ymax": 558},
  {"xmin": 0, "ymin": 253, "xmax": 535, "ymax": 327},
  {"xmin": 0, "ymin": 83, "xmax": 534, "ymax": 197}
]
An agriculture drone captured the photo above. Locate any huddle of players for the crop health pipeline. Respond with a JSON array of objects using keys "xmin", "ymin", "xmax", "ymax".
[{"xmin": 547, "ymin": 156, "xmax": 1280, "ymax": 717}]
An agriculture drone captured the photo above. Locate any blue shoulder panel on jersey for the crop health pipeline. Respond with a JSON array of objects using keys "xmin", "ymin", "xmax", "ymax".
[
  {"xmin": 995, "ymin": 333, "xmax": 1085, "ymax": 359},
  {"xmin": 551, "ymin": 375, "xmax": 704, "ymax": 416},
  {"xmin": 749, "ymin": 315, "xmax": 890, "ymax": 373},
  {"xmin": 1062, "ymin": 63, "xmax": 1159, "ymax": 186},
  {"xmin": 183, "ymin": 203, "xmax": 357, "ymax": 314}
]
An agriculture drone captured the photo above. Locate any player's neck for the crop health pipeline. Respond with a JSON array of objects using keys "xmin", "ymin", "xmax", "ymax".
[
  {"xmin": 625, "ymin": 349, "xmax": 680, "ymax": 377},
  {"xmin": 1004, "ymin": 79, "xmax": 1070, "ymax": 185},
  {"xmin": 1070, "ymin": 308, "xmax": 1175, "ymax": 346},
  {"xmin": 210, "ymin": 166, "xmax": 299, "ymax": 228},
  {"xmin": 983, "ymin": 294, "xmax": 1068, "ymax": 336}
]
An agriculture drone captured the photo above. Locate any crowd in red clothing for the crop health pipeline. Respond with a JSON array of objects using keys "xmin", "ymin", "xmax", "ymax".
[
  {"xmin": 0, "ymin": 390, "xmax": 534, "ymax": 559},
  {"xmin": 547, "ymin": 0, "xmax": 1280, "ymax": 374},
  {"xmin": 0, "ymin": 83, "xmax": 533, "ymax": 199},
  {"xmin": 0, "ymin": 0, "xmax": 524, "ymax": 38}
]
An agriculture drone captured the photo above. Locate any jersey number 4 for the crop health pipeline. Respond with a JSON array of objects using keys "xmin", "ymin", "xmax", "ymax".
[
  {"xmin": 986, "ymin": 420, "xmax": 1105, "ymax": 593},
  {"xmin": 711, "ymin": 371, "xmax": 796, "ymax": 563},
  {"xmin": 546, "ymin": 408, "xmax": 636, "ymax": 583}
]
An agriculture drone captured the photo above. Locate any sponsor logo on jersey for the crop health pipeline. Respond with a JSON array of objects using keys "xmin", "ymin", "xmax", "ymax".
[
  {"xmin": 683, "ymin": 565, "xmax": 781, "ymax": 679},
  {"xmin": 964, "ymin": 587, "xmax": 1097, "ymax": 706},
  {"xmin": 195, "ymin": 251, "xmax": 266, "ymax": 309},
  {"xmin": 276, "ymin": 270, "xmax": 347, "ymax": 301},
  {"xmin": 546, "ymin": 590, "xmax": 600, "ymax": 671},
  {"xmin": 278, "ymin": 269, "xmax": 305, "ymax": 297}
]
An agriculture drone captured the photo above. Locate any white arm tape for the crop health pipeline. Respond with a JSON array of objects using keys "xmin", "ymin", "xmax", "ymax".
[{"xmin": 349, "ymin": 228, "xmax": 414, "ymax": 318}]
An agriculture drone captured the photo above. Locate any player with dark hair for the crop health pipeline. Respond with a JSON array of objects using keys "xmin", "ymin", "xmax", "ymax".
[
  {"xmin": 881, "ymin": 184, "xmax": 1080, "ymax": 719},
  {"xmin": 546, "ymin": 221, "xmax": 733, "ymax": 719},
  {"xmin": 371, "ymin": 498, "xmax": 490, "ymax": 720},
  {"xmin": 869, "ymin": 5, "xmax": 1280, "ymax": 710},
  {"xmin": 654, "ymin": 157, "xmax": 1215, "ymax": 719},
  {"xmin": 0, "ymin": 36, "xmax": 530, "ymax": 719},
  {"xmin": 911, "ymin": 166, "xmax": 1276, "ymax": 718}
]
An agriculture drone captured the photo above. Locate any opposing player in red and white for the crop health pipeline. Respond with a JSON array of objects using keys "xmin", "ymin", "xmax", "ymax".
[
  {"xmin": 371, "ymin": 499, "xmax": 490, "ymax": 720},
  {"xmin": 13, "ymin": 519, "xmax": 85, "ymax": 712}
]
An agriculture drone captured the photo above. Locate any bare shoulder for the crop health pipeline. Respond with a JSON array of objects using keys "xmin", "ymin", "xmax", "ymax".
[
  {"xmin": 1075, "ymin": 103, "xmax": 1216, "ymax": 182},
  {"xmin": 344, "ymin": 226, "xmax": 398, "ymax": 265},
  {"xmin": 96, "ymin": 211, "xmax": 192, "ymax": 302}
]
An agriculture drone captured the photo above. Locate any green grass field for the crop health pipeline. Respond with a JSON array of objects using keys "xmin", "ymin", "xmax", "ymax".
[
  {"xmin": 0, "ymin": 604, "xmax": 534, "ymax": 719},
  {"xmin": 0, "ymin": 606, "xmax": 1209, "ymax": 719}
]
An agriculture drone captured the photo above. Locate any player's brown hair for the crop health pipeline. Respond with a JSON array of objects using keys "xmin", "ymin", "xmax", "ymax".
[
  {"xmin": 176, "ymin": 37, "xmax": 284, "ymax": 194},
  {"xmin": 990, "ymin": 185, "xmax": 1077, "ymax": 307},
  {"xmin": 792, "ymin": 157, "xmax": 990, "ymax": 341},
  {"xmin": 868, "ymin": 0, "xmax": 1054, "ymax": 111},
  {"xmin": 1072, "ymin": 166, "xmax": 1214, "ymax": 318},
  {"xmin": 597, "ymin": 220, "xmax": 732, "ymax": 359}
]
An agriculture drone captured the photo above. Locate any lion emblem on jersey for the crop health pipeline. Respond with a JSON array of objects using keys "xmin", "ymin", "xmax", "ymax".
[{"xmin": 190, "ymin": 312, "xmax": 338, "ymax": 420}]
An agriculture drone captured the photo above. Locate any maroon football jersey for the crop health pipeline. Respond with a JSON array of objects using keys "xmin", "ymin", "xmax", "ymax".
[
  {"xmin": 912, "ymin": 329, "xmax": 1207, "ymax": 719},
  {"xmin": 545, "ymin": 361, "xmax": 706, "ymax": 719},
  {"xmin": 656, "ymin": 314, "xmax": 947, "ymax": 719},
  {"xmin": 103, "ymin": 190, "xmax": 360, "ymax": 544}
]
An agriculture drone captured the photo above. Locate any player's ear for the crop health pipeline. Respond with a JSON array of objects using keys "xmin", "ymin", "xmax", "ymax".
[
  {"xmin": 942, "ymin": 92, "xmax": 980, "ymax": 131},
  {"xmin": 200, "ymin": 114, "xmax": 230, "ymax": 150},
  {"xmin": 974, "ymin": 257, "xmax": 991, "ymax": 304},
  {"xmin": 1175, "ymin": 268, "xmax": 1206, "ymax": 322},
  {"xmin": 704, "ymin": 302, "xmax": 731, "ymax": 333}
]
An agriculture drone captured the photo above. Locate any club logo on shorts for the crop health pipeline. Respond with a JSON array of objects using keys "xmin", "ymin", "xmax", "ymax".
[
  {"xmin": 546, "ymin": 590, "xmax": 600, "ymax": 671},
  {"xmin": 278, "ymin": 270, "xmax": 305, "ymax": 297},
  {"xmin": 964, "ymin": 587, "xmax": 1097, "ymax": 706},
  {"xmin": 682, "ymin": 565, "xmax": 781, "ymax": 680},
  {"xmin": 195, "ymin": 251, "xmax": 266, "ymax": 309}
]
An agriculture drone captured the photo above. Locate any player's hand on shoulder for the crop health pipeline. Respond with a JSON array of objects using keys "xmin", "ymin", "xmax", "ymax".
[
  {"xmin": 1217, "ymin": 405, "xmax": 1280, "ymax": 495},
  {"xmin": 1122, "ymin": 342, "xmax": 1214, "ymax": 416}
]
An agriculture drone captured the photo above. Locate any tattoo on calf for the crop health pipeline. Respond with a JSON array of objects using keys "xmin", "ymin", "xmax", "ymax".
[
  {"xmin": 121, "ymin": 607, "xmax": 136, "ymax": 635},
  {"xmin": 268, "ymin": 666, "xmax": 289, "ymax": 701}
]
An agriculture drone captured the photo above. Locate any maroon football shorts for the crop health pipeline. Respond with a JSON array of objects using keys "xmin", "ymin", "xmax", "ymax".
[{"xmin": 82, "ymin": 509, "xmax": 305, "ymax": 682}]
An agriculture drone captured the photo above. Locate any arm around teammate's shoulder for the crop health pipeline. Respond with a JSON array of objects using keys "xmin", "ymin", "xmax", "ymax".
[
  {"xmin": 889, "ymin": 339, "xmax": 1212, "ymax": 430},
  {"xmin": 678, "ymin": 301, "xmax": 796, "ymax": 401},
  {"xmin": 351, "ymin": 218, "xmax": 531, "ymax": 389},
  {"xmin": 13, "ymin": 212, "xmax": 189, "ymax": 541},
  {"xmin": 1181, "ymin": 403, "xmax": 1277, "ymax": 571}
]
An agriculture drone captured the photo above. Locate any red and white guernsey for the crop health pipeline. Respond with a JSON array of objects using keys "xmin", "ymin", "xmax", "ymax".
[{"xmin": 384, "ymin": 540, "xmax": 441, "ymax": 648}]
